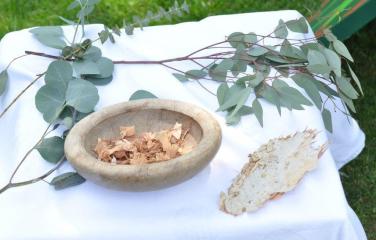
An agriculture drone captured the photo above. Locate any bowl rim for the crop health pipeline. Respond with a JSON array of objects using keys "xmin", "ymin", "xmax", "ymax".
[{"xmin": 64, "ymin": 99, "xmax": 222, "ymax": 175}]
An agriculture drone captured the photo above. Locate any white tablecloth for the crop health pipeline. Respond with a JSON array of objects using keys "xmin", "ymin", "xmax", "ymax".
[{"xmin": 0, "ymin": 10, "xmax": 367, "ymax": 240}]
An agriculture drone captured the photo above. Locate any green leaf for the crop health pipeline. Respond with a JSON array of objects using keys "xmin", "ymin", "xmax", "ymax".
[
  {"xmin": 94, "ymin": 57, "xmax": 114, "ymax": 78},
  {"xmin": 312, "ymin": 80, "xmax": 339, "ymax": 98},
  {"xmin": 173, "ymin": 73, "xmax": 189, "ymax": 82},
  {"xmin": 85, "ymin": 76, "xmax": 113, "ymax": 86},
  {"xmin": 36, "ymin": 136, "xmax": 65, "ymax": 163},
  {"xmin": 29, "ymin": 26, "xmax": 66, "ymax": 49},
  {"xmin": 63, "ymin": 116, "xmax": 74, "ymax": 129},
  {"xmin": 292, "ymin": 73, "xmax": 322, "ymax": 109},
  {"xmin": 217, "ymin": 83, "xmax": 229, "ymax": 105},
  {"xmin": 58, "ymin": 16, "xmax": 76, "ymax": 25},
  {"xmin": 209, "ymin": 64, "xmax": 226, "ymax": 82},
  {"xmin": 129, "ymin": 90, "xmax": 157, "ymax": 100},
  {"xmin": 51, "ymin": 172, "xmax": 86, "ymax": 190},
  {"xmin": 82, "ymin": 46, "xmax": 102, "ymax": 61},
  {"xmin": 226, "ymin": 106, "xmax": 252, "ymax": 125},
  {"xmin": 217, "ymin": 83, "xmax": 245, "ymax": 111},
  {"xmin": 273, "ymin": 79, "xmax": 313, "ymax": 107},
  {"xmin": 73, "ymin": 60, "xmax": 100, "ymax": 76},
  {"xmin": 274, "ymin": 20, "xmax": 288, "ymax": 39},
  {"xmin": 322, "ymin": 48, "xmax": 341, "ymax": 76},
  {"xmin": 252, "ymin": 98, "xmax": 263, "ymax": 126},
  {"xmin": 216, "ymin": 59, "xmax": 234, "ymax": 72},
  {"xmin": 307, "ymin": 64, "xmax": 332, "ymax": 75},
  {"xmin": 35, "ymin": 84, "xmax": 66, "ymax": 123},
  {"xmin": 307, "ymin": 49, "xmax": 327, "ymax": 66},
  {"xmin": 0, "ymin": 70, "xmax": 8, "ymax": 96},
  {"xmin": 228, "ymin": 32, "xmax": 245, "ymax": 49},
  {"xmin": 339, "ymin": 92, "xmax": 356, "ymax": 113},
  {"xmin": 229, "ymin": 87, "xmax": 252, "ymax": 118},
  {"xmin": 244, "ymin": 32, "xmax": 257, "ymax": 44},
  {"xmin": 66, "ymin": 79, "xmax": 99, "ymax": 113},
  {"xmin": 322, "ymin": 108, "xmax": 333, "ymax": 133},
  {"xmin": 259, "ymin": 85, "xmax": 281, "ymax": 115},
  {"xmin": 333, "ymin": 40, "xmax": 353, "ymax": 62},
  {"xmin": 45, "ymin": 60, "xmax": 73, "ymax": 89},
  {"xmin": 347, "ymin": 63, "xmax": 363, "ymax": 95},
  {"xmin": 285, "ymin": 17, "xmax": 308, "ymax": 33},
  {"xmin": 185, "ymin": 70, "xmax": 207, "ymax": 79},
  {"xmin": 249, "ymin": 47, "xmax": 269, "ymax": 57},
  {"xmin": 248, "ymin": 72, "xmax": 265, "ymax": 88},
  {"xmin": 265, "ymin": 55, "xmax": 292, "ymax": 64},
  {"xmin": 336, "ymin": 76, "xmax": 358, "ymax": 99}
]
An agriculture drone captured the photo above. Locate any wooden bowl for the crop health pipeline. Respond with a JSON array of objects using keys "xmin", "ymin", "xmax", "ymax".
[{"xmin": 64, "ymin": 99, "xmax": 222, "ymax": 191}]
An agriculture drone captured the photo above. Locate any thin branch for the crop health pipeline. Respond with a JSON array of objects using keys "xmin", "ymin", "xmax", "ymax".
[
  {"xmin": 0, "ymin": 72, "xmax": 46, "ymax": 119},
  {"xmin": 0, "ymin": 156, "xmax": 66, "ymax": 194},
  {"xmin": 9, "ymin": 122, "xmax": 53, "ymax": 182}
]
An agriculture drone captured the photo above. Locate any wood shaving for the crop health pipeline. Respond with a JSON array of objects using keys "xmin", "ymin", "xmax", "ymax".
[
  {"xmin": 219, "ymin": 129, "xmax": 327, "ymax": 216},
  {"xmin": 94, "ymin": 122, "xmax": 197, "ymax": 165}
]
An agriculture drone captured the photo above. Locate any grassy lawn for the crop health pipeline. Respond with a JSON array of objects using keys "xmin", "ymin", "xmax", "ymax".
[{"xmin": 0, "ymin": 0, "xmax": 374, "ymax": 238}]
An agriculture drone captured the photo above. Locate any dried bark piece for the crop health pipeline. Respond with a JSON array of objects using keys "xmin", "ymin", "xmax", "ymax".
[
  {"xmin": 120, "ymin": 126, "xmax": 135, "ymax": 138},
  {"xmin": 94, "ymin": 122, "xmax": 197, "ymax": 165},
  {"xmin": 219, "ymin": 129, "xmax": 327, "ymax": 216}
]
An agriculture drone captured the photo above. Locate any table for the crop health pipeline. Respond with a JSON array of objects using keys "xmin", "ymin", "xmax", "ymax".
[{"xmin": 0, "ymin": 10, "xmax": 367, "ymax": 240}]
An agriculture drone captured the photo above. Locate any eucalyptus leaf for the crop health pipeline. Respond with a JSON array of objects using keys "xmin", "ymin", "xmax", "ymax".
[
  {"xmin": 228, "ymin": 32, "xmax": 245, "ymax": 49},
  {"xmin": 50, "ymin": 172, "xmax": 86, "ymax": 190},
  {"xmin": 209, "ymin": 64, "xmax": 227, "ymax": 82},
  {"xmin": 185, "ymin": 69, "xmax": 207, "ymax": 80},
  {"xmin": 265, "ymin": 54, "xmax": 292, "ymax": 64},
  {"xmin": 36, "ymin": 136, "xmax": 65, "ymax": 163},
  {"xmin": 249, "ymin": 72, "xmax": 264, "ymax": 88},
  {"xmin": 285, "ymin": 17, "xmax": 309, "ymax": 33},
  {"xmin": 82, "ymin": 46, "xmax": 102, "ymax": 61},
  {"xmin": 0, "ymin": 70, "xmax": 8, "ymax": 96},
  {"xmin": 226, "ymin": 106, "xmax": 252, "ymax": 125},
  {"xmin": 229, "ymin": 87, "xmax": 252, "ymax": 117},
  {"xmin": 94, "ymin": 57, "xmax": 114, "ymax": 78},
  {"xmin": 292, "ymin": 73, "xmax": 322, "ymax": 109},
  {"xmin": 347, "ymin": 63, "xmax": 363, "ymax": 95},
  {"xmin": 274, "ymin": 20, "xmax": 288, "ymax": 39},
  {"xmin": 259, "ymin": 85, "xmax": 281, "ymax": 115},
  {"xmin": 322, "ymin": 48, "xmax": 341, "ymax": 76},
  {"xmin": 249, "ymin": 47, "xmax": 269, "ymax": 57},
  {"xmin": 244, "ymin": 32, "xmax": 257, "ymax": 44},
  {"xmin": 66, "ymin": 79, "xmax": 99, "ymax": 113},
  {"xmin": 35, "ymin": 84, "xmax": 66, "ymax": 123},
  {"xmin": 85, "ymin": 75, "xmax": 113, "ymax": 86},
  {"xmin": 29, "ymin": 26, "xmax": 67, "ymax": 49},
  {"xmin": 336, "ymin": 76, "xmax": 358, "ymax": 99},
  {"xmin": 333, "ymin": 40, "xmax": 354, "ymax": 62},
  {"xmin": 73, "ymin": 60, "xmax": 100, "ymax": 75},
  {"xmin": 45, "ymin": 60, "xmax": 73, "ymax": 89},
  {"xmin": 217, "ymin": 83, "xmax": 245, "ymax": 111},
  {"xmin": 252, "ymin": 98, "xmax": 263, "ymax": 126},
  {"xmin": 173, "ymin": 73, "xmax": 189, "ymax": 82},
  {"xmin": 322, "ymin": 108, "xmax": 333, "ymax": 132},
  {"xmin": 217, "ymin": 83, "xmax": 229, "ymax": 105},
  {"xmin": 129, "ymin": 90, "xmax": 157, "ymax": 100},
  {"xmin": 216, "ymin": 59, "xmax": 234, "ymax": 72},
  {"xmin": 58, "ymin": 16, "xmax": 76, "ymax": 25},
  {"xmin": 307, "ymin": 64, "xmax": 332, "ymax": 75},
  {"xmin": 307, "ymin": 50, "xmax": 327, "ymax": 66},
  {"xmin": 339, "ymin": 92, "xmax": 356, "ymax": 113}
]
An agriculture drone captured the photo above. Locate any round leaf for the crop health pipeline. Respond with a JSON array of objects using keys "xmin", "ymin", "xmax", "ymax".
[
  {"xmin": 36, "ymin": 136, "xmax": 65, "ymax": 163},
  {"xmin": 35, "ymin": 84, "xmax": 66, "ymax": 123},
  {"xmin": 66, "ymin": 79, "xmax": 99, "ymax": 113},
  {"xmin": 129, "ymin": 90, "xmax": 157, "ymax": 100}
]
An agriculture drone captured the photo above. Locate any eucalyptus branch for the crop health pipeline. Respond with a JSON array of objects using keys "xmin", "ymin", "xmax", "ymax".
[
  {"xmin": 0, "ymin": 72, "xmax": 46, "ymax": 119},
  {"xmin": 0, "ymin": 156, "xmax": 65, "ymax": 194}
]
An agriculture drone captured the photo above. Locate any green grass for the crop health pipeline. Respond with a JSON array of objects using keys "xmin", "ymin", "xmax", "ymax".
[{"xmin": 0, "ymin": 0, "xmax": 375, "ymax": 238}]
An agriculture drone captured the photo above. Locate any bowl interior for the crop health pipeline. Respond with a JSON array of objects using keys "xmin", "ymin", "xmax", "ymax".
[{"xmin": 84, "ymin": 108, "xmax": 203, "ymax": 158}]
